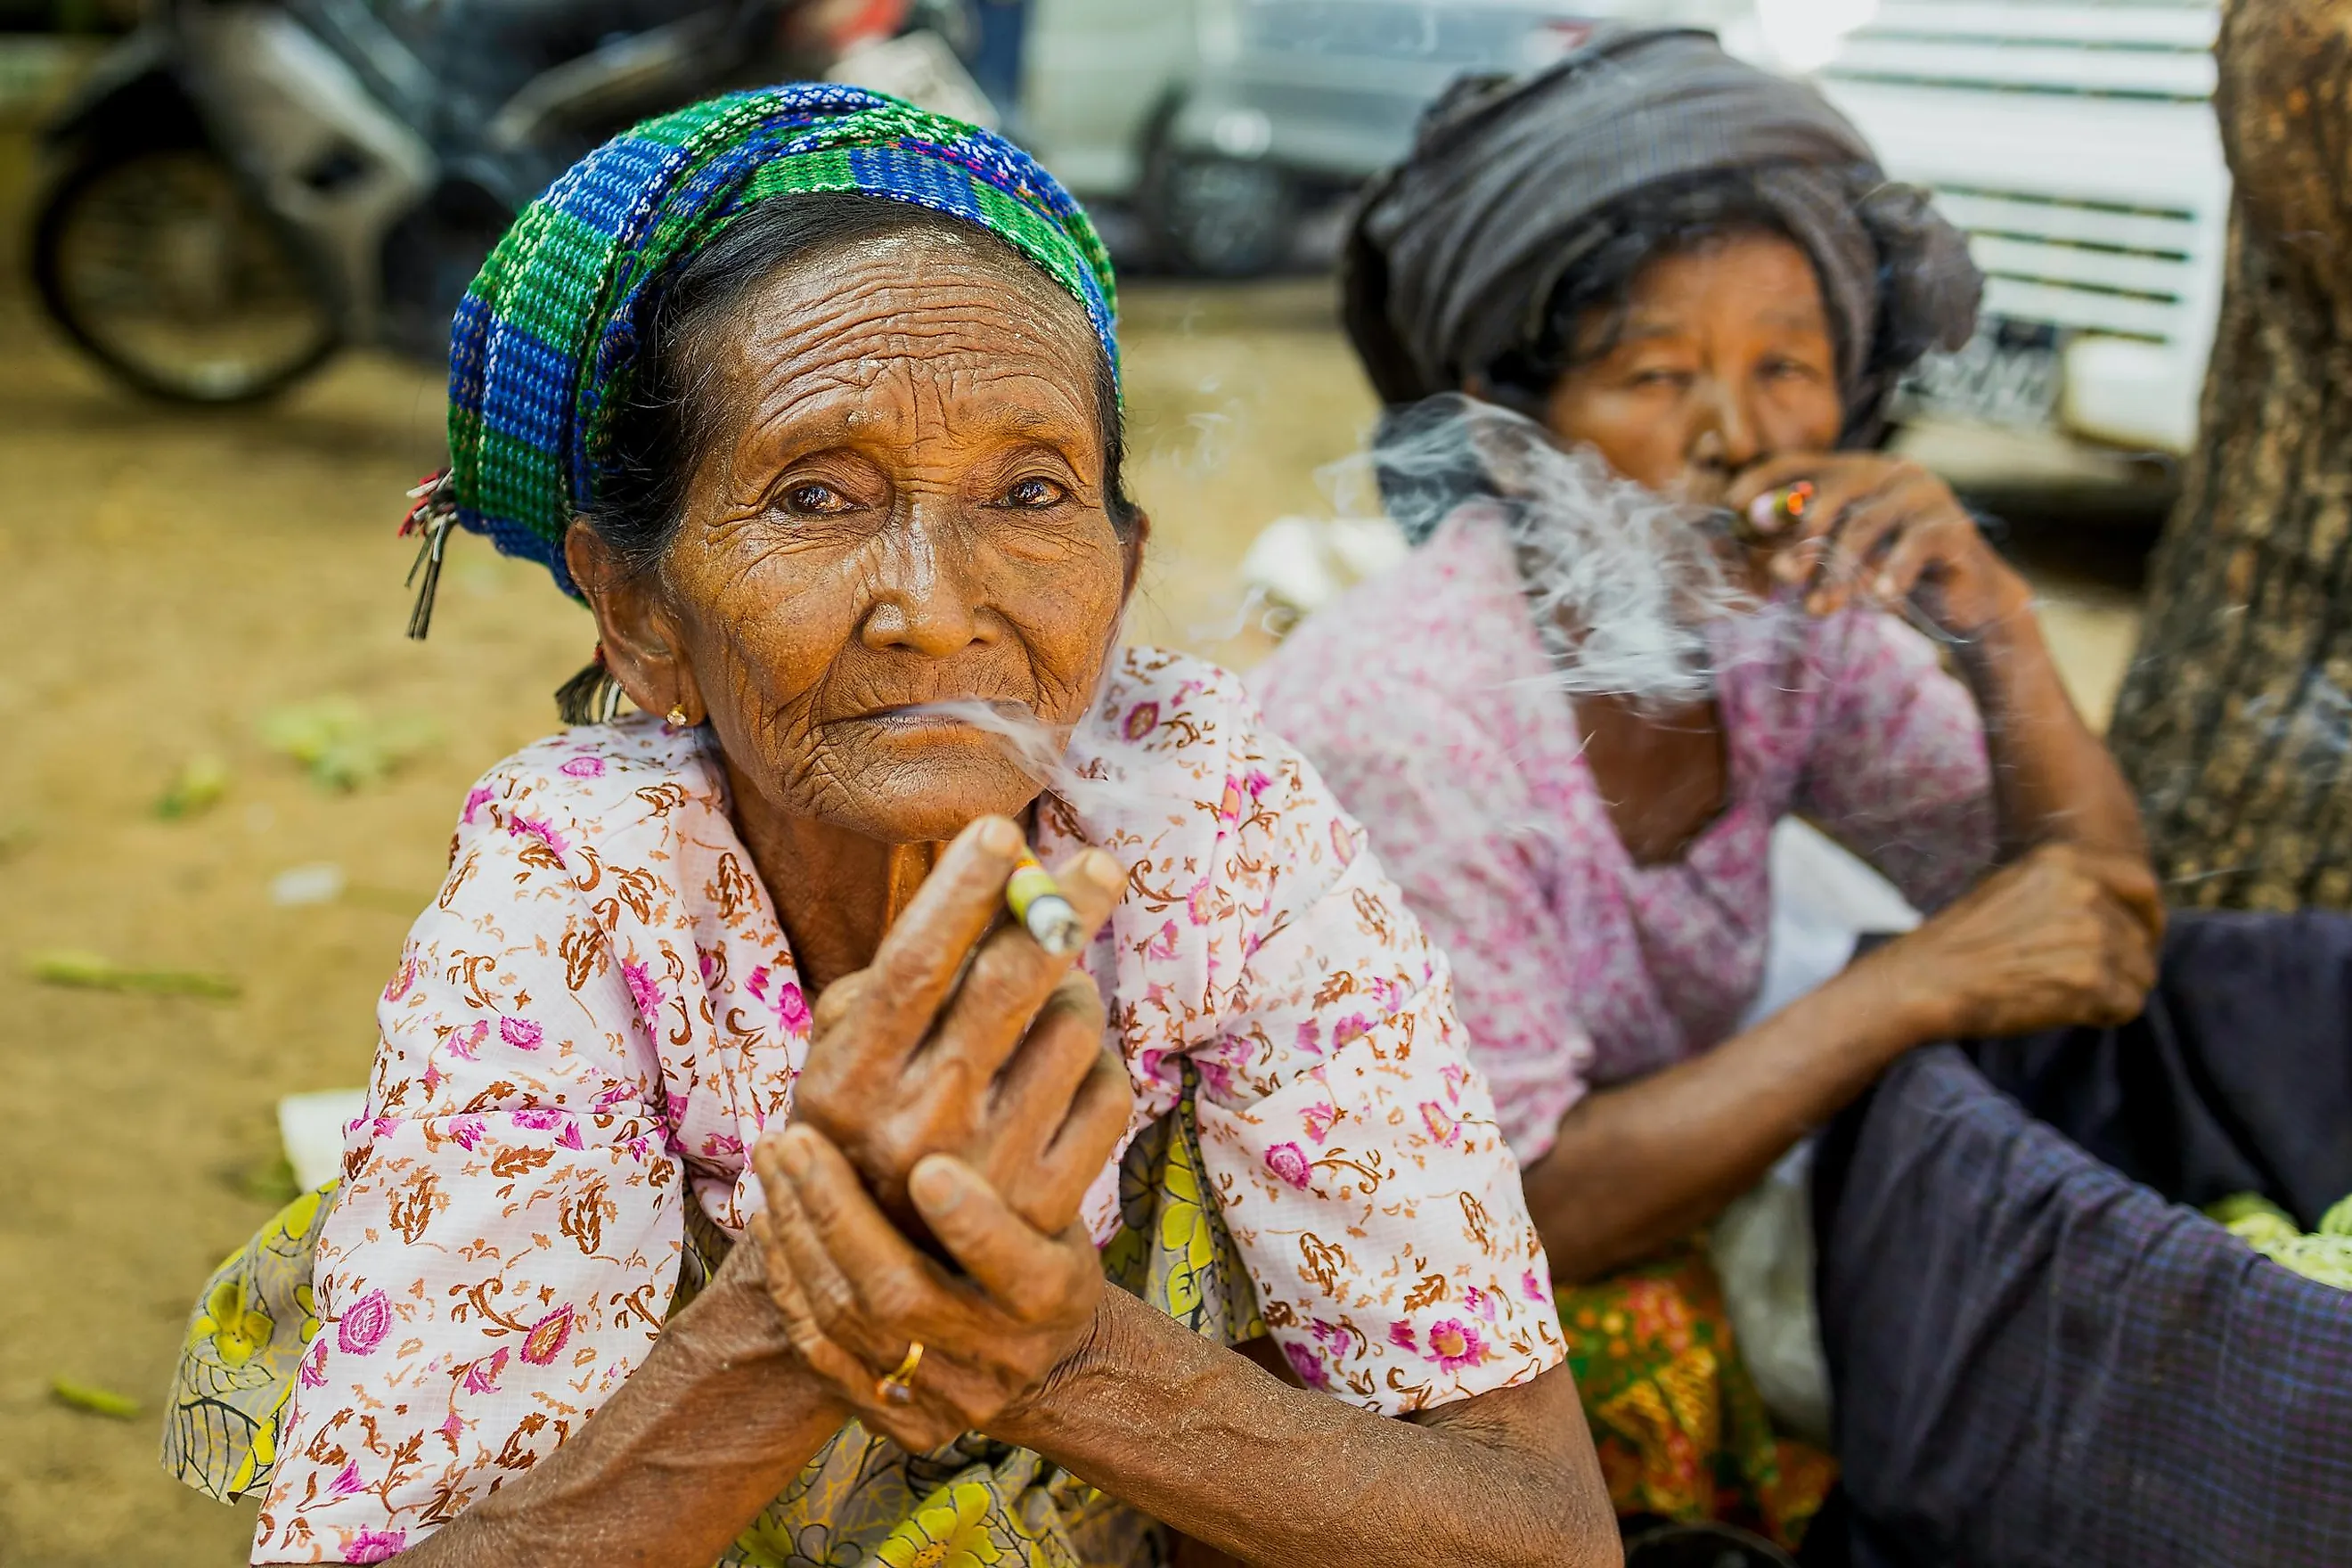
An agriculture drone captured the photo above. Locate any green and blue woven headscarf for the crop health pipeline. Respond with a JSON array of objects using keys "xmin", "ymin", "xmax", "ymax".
[{"xmin": 404, "ymin": 83, "xmax": 1118, "ymax": 629}]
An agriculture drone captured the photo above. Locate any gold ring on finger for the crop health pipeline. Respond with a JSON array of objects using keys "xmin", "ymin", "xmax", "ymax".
[{"xmin": 876, "ymin": 1340, "xmax": 924, "ymax": 1406}]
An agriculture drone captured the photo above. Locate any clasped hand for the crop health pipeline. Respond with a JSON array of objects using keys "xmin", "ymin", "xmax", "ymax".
[
  {"xmin": 747, "ymin": 816, "xmax": 1137, "ymax": 1450},
  {"xmin": 1871, "ymin": 840, "xmax": 2164, "ymax": 1039}
]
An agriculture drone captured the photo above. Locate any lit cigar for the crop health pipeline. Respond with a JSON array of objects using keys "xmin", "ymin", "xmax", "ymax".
[
  {"xmin": 1732, "ymin": 479, "xmax": 1817, "ymax": 545},
  {"xmin": 1006, "ymin": 846, "xmax": 1084, "ymax": 955}
]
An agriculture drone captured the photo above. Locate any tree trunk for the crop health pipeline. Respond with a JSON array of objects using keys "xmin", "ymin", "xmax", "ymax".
[{"xmin": 2107, "ymin": 0, "xmax": 2352, "ymax": 909}]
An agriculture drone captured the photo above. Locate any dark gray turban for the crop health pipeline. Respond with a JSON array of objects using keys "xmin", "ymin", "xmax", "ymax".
[{"xmin": 1343, "ymin": 25, "xmax": 1983, "ymax": 441}]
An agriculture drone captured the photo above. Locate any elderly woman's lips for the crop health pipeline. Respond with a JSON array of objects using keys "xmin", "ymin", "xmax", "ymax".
[
  {"xmin": 851, "ymin": 704, "xmax": 1031, "ymax": 734},
  {"xmin": 855, "ymin": 708, "xmax": 974, "ymax": 731}
]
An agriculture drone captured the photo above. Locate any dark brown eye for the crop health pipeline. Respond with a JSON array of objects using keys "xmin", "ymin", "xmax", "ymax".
[
  {"xmin": 1001, "ymin": 477, "xmax": 1067, "ymax": 509},
  {"xmin": 781, "ymin": 482, "xmax": 848, "ymax": 515}
]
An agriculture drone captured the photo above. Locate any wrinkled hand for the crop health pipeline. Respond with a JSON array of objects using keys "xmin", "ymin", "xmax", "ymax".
[
  {"xmin": 1871, "ymin": 841, "xmax": 2163, "ymax": 1039},
  {"xmin": 750, "ymin": 1123, "xmax": 1107, "ymax": 1452},
  {"xmin": 1727, "ymin": 453, "xmax": 2030, "ymax": 637},
  {"xmin": 792, "ymin": 815, "xmax": 1134, "ymax": 1237}
]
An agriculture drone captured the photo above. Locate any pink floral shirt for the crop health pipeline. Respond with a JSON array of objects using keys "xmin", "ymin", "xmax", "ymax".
[
  {"xmin": 253, "ymin": 647, "xmax": 1562, "ymax": 1564},
  {"xmin": 1253, "ymin": 509, "xmax": 1996, "ymax": 1164}
]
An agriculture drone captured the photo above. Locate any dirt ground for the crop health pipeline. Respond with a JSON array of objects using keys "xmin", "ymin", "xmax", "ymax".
[{"xmin": 0, "ymin": 142, "xmax": 2146, "ymax": 1566}]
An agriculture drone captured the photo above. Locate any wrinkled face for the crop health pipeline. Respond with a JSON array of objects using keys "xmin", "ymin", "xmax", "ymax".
[
  {"xmin": 1541, "ymin": 231, "xmax": 1844, "ymax": 506},
  {"xmin": 632, "ymin": 230, "xmax": 1133, "ymax": 845}
]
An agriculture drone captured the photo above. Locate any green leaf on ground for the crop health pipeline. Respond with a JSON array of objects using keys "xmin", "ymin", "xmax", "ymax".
[
  {"xmin": 27, "ymin": 950, "xmax": 240, "ymax": 1000},
  {"xmin": 257, "ymin": 698, "xmax": 437, "ymax": 791},
  {"xmin": 52, "ymin": 1378, "xmax": 141, "ymax": 1420},
  {"xmin": 156, "ymin": 755, "xmax": 231, "ymax": 820}
]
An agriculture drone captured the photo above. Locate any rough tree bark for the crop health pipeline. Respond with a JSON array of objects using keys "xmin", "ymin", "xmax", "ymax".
[{"xmin": 2107, "ymin": 0, "xmax": 2352, "ymax": 908}]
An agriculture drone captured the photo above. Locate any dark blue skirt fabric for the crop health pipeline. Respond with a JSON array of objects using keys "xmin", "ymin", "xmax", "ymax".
[{"xmin": 1812, "ymin": 912, "xmax": 2352, "ymax": 1567}]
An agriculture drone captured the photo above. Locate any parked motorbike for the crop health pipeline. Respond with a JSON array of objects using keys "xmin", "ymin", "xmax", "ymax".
[{"xmin": 30, "ymin": 0, "xmax": 816, "ymax": 403}]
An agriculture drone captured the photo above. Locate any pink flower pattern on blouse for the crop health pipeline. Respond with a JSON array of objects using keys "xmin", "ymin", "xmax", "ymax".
[
  {"xmin": 250, "ymin": 647, "xmax": 1561, "ymax": 1564},
  {"xmin": 1254, "ymin": 508, "xmax": 1997, "ymax": 1163}
]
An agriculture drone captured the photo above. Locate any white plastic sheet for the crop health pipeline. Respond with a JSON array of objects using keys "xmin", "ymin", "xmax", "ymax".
[
  {"xmin": 1711, "ymin": 818, "xmax": 1920, "ymax": 1446},
  {"xmin": 278, "ymin": 1087, "xmax": 369, "ymax": 1193}
]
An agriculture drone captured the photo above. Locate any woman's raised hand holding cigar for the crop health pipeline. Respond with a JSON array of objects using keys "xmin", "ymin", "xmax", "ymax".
[
  {"xmin": 779, "ymin": 814, "xmax": 1132, "ymax": 1233},
  {"xmin": 748, "ymin": 815, "xmax": 1137, "ymax": 1450},
  {"xmin": 1727, "ymin": 453, "xmax": 2032, "ymax": 638}
]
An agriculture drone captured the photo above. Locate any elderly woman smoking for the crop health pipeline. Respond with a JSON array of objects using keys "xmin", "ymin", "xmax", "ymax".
[
  {"xmin": 1255, "ymin": 26, "xmax": 2163, "ymax": 1547},
  {"xmin": 163, "ymin": 88, "xmax": 1614, "ymax": 1568}
]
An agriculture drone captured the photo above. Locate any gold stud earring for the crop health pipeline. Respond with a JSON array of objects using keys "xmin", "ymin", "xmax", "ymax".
[{"xmin": 666, "ymin": 704, "xmax": 689, "ymax": 727}]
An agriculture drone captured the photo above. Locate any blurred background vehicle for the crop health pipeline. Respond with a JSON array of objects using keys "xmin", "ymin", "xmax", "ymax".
[
  {"xmin": 25, "ymin": 0, "xmax": 1020, "ymax": 403},
  {"xmin": 1018, "ymin": 0, "xmax": 1596, "ymax": 274},
  {"xmin": 31, "ymin": 0, "xmax": 823, "ymax": 401},
  {"xmin": 1020, "ymin": 0, "xmax": 2221, "ymax": 502},
  {"xmin": 29, "ymin": 0, "xmax": 2229, "ymax": 492},
  {"xmin": 1665, "ymin": 0, "xmax": 2226, "ymax": 502}
]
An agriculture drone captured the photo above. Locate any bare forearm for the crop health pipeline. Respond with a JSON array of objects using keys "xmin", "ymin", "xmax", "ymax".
[
  {"xmin": 1523, "ymin": 954, "xmax": 1932, "ymax": 1282},
  {"xmin": 995, "ymin": 1288, "xmax": 1614, "ymax": 1568},
  {"xmin": 396, "ymin": 1262, "xmax": 847, "ymax": 1568},
  {"xmin": 1956, "ymin": 595, "xmax": 2145, "ymax": 862}
]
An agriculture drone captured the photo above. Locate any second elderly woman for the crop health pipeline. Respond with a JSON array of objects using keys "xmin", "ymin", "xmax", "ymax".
[
  {"xmin": 1254, "ymin": 27, "xmax": 2162, "ymax": 1550},
  {"xmin": 161, "ymin": 87, "xmax": 1615, "ymax": 1568}
]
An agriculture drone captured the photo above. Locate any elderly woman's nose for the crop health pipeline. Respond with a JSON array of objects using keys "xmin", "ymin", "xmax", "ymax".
[
  {"xmin": 857, "ymin": 515, "xmax": 998, "ymax": 655},
  {"xmin": 1690, "ymin": 377, "xmax": 1761, "ymax": 470}
]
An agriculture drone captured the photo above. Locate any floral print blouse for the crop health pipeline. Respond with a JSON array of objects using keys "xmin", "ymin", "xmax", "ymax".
[
  {"xmin": 251, "ymin": 646, "xmax": 1563, "ymax": 1564},
  {"xmin": 1253, "ymin": 507, "xmax": 1997, "ymax": 1164}
]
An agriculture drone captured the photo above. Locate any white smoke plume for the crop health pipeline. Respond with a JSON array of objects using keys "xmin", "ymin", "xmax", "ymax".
[
  {"xmin": 1324, "ymin": 392, "xmax": 1776, "ymax": 708},
  {"xmin": 900, "ymin": 698, "xmax": 1156, "ymax": 827}
]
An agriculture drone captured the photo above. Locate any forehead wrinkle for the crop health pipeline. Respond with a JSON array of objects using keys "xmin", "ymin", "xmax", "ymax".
[
  {"xmin": 1759, "ymin": 306, "xmax": 1833, "ymax": 334},
  {"xmin": 730, "ymin": 349, "xmax": 1094, "ymax": 465},
  {"xmin": 904, "ymin": 366, "xmax": 1097, "ymax": 461},
  {"xmin": 735, "ymin": 311, "xmax": 1085, "ymax": 415},
  {"xmin": 696, "ymin": 239, "xmax": 1105, "ymax": 476},
  {"xmin": 843, "ymin": 225, "xmax": 1098, "ymax": 344},
  {"xmin": 754, "ymin": 301, "xmax": 1084, "ymax": 384},
  {"xmin": 736, "ymin": 246, "xmax": 1093, "ymax": 371}
]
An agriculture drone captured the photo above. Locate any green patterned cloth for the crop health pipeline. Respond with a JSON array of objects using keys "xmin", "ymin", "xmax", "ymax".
[{"xmin": 166, "ymin": 1081, "xmax": 1258, "ymax": 1567}]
